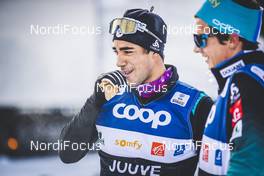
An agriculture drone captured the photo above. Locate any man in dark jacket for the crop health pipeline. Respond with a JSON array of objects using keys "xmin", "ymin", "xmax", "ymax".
[
  {"xmin": 59, "ymin": 7, "xmax": 213, "ymax": 176},
  {"xmin": 193, "ymin": 0, "xmax": 264, "ymax": 175}
]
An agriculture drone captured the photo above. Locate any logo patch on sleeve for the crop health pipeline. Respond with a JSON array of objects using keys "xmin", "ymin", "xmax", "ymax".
[
  {"xmin": 230, "ymin": 83, "xmax": 240, "ymax": 104},
  {"xmin": 229, "ymin": 98, "xmax": 243, "ymax": 128},
  {"xmin": 230, "ymin": 120, "xmax": 242, "ymax": 142},
  {"xmin": 251, "ymin": 66, "xmax": 264, "ymax": 82}
]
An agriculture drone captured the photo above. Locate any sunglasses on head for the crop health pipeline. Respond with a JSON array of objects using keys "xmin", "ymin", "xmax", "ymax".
[
  {"xmin": 193, "ymin": 33, "xmax": 214, "ymax": 48},
  {"xmin": 109, "ymin": 17, "xmax": 163, "ymax": 43}
]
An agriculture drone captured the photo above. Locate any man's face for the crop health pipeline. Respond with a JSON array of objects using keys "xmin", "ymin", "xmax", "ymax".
[
  {"xmin": 113, "ymin": 40, "xmax": 155, "ymax": 86},
  {"xmin": 193, "ymin": 18, "xmax": 230, "ymax": 68}
]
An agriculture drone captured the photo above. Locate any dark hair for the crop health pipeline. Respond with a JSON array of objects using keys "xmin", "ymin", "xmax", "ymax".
[
  {"xmin": 144, "ymin": 49, "xmax": 165, "ymax": 61},
  {"xmin": 239, "ymin": 37, "xmax": 259, "ymax": 50},
  {"xmin": 143, "ymin": 49, "xmax": 150, "ymax": 54},
  {"xmin": 256, "ymin": 0, "xmax": 264, "ymax": 8},
  {"xmin": 209, "ymin": 27, "xmax": 259, "ymax": 50},
  {"xmin": 232, "ymin": 0, "xmax": 261, "ymax": 9}
]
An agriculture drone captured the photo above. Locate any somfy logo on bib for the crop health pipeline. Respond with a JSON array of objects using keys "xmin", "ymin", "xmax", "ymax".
[{"xmin": 113, "ymin": 103, "xmax": 171, "ymax": 129}]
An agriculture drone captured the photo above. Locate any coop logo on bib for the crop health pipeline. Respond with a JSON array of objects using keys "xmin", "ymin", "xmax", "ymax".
[{"xmin": 113, "ymin": 103, "xmax": 172, "ymax": 129}]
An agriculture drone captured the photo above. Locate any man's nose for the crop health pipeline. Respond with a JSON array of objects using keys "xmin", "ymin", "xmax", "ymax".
[
  {"xmin": 116, "ymin": 54, "xmax": 126, "ymax": 68},
  {"xmin": 193, "ymin": 45, "xmax": 202, "ymax": 53}
]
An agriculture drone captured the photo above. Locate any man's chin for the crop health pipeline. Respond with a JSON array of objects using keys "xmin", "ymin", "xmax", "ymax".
[
  {"xmin": 208, "ymin": 62, "xmax": 215, "ymax": 69},
  {"xmin": 127, "ymin": 80, "xmax": 139, "ymax": 87},
  {"xmin": 128, "ymin": 82, "xmax": 139, "ymax": 87}
]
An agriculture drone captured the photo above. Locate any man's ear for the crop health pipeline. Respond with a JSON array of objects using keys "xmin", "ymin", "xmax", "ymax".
[
  {"xmin": 228, "ymin": 33, "xmax": 242, "ymax": 50},
  {"xmin": 151, "ymin": 52, "xmax": 164, "ymax": 64}
]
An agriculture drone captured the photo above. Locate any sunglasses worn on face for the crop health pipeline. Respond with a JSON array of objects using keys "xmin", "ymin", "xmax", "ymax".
[
  {"xmin": 109, "ymin": 17, "xmax": 163, "ymax": 43},
  {"xmin": 193, "ymin": 33, "xmax": 213, "ymax": 48}
]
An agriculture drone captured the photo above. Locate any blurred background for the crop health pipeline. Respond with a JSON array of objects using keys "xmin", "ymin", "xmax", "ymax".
[{"xmin": 0, "ymin": 0, "xmax": 263, "ymax": 175}]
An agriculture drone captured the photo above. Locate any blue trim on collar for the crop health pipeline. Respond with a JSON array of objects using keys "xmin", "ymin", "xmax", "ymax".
[{"xmin": 214, "ymin": 50, "xmax": 245, "ymax": 69}]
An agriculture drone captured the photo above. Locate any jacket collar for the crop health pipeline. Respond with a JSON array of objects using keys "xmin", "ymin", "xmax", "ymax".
[
  {"xmin": 211, "ymin": 50, "xmax": 264, "ymax": 93},
  {"xmin": 133, "ymin": 64, "xmax": 179, "ymax": 104}
]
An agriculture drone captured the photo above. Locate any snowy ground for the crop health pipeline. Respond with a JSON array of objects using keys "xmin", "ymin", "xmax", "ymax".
[{"xmin": 0, "ymin": 153, "xmax": 100, "ymax": 176}]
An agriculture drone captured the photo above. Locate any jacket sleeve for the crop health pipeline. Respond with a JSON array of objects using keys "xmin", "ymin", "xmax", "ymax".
[
  {"xmin": 191, "ymin": 93, "xmax": 214, "ymax": 145},
  {"xmin": 59, "ymin": 93, "xmax": 100, "ymax": 163},
  {"xmin": 227, "ymin": 73, "xmax": 264, "ymax": 175}
]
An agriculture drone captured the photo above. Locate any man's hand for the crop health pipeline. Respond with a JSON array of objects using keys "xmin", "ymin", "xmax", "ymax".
[{"xmin": 94, "ymin": 70, "xmax": 126, "ymax": 107}]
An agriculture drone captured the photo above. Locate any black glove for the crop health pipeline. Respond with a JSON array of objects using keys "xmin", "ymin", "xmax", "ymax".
[{"xmin": 94, "ymin": 70, "xmax": 126, "ymax": 108}]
